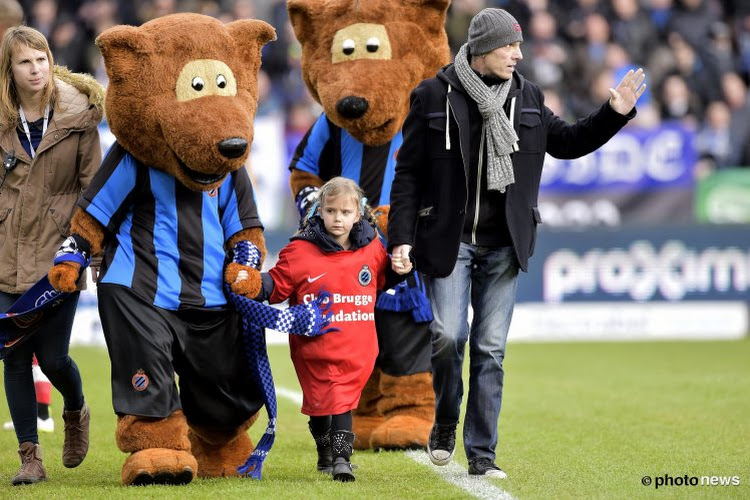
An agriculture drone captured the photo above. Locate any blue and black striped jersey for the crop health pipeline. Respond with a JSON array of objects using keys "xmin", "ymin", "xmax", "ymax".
[
  {"xmin": 289, "ymin": 113, "xmax": 402, "ymax": 206},
  {"xmin": 78, "ymin": 143, "xmax": 262, "ymax": 310}
]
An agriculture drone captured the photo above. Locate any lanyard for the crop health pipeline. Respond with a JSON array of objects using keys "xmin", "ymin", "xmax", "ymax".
[{"xmin": 18, "ymin": 104, "xmax": 49, "ymax": 159}]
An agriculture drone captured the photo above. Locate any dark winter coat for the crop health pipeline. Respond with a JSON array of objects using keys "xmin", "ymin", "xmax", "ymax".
[{"xmin": 388, "ymin": 63, "xmax": 635, "ymax": 277}]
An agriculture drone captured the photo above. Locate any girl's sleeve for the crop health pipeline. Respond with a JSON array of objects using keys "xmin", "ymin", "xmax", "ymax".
[{"xmin": 268, "ymin": 243, "xmax": 298, "ymax": 304}]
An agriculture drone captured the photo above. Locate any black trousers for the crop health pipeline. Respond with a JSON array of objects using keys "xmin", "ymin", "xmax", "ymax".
[{"xmin": 98, "ymin": 284, "xmax": 263, "ymax": 428}]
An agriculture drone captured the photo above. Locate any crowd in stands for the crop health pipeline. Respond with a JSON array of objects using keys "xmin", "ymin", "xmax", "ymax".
[{"xmin": 6, "ymin": 0, "xmax": 750, "ymax": 172}]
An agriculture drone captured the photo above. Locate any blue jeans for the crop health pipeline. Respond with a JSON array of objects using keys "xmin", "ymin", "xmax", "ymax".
[
  {"xmin": 428, "ymin": 242, "xmax": 518, "ymax": 462},
  {"xmin": 1, "ymin": 291, "xmax": 83, "ymax": 444}
]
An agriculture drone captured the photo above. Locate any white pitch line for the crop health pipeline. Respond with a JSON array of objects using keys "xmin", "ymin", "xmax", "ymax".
[
  {"xmin": 405, "ymin": 450, "xmax": 515, "ymax": 500},
  {"xmin": 275, "ymin": 386, "xmax": 304, "ymax": 406},
  {"xmin": 276, "ymin": 386, "xmax": 515, "ymax": 500}
]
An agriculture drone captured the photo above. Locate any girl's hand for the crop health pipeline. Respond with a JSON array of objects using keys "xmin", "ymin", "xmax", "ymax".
[{"xmin": 391, "ymin": 255, "xmax": 412, "ymax": 275}]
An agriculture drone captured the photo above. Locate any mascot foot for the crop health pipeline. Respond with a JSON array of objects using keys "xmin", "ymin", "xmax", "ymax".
[
  {"xmin": 371, "ymin": 371, "xmax": 435, "ymax": 450},
  {"xmin": 370, "ymin": 415, "xmax": 432, "ymax": 450},
  {"xmin": 122, "ymin": 448, "xmax": 197, "ymax": 486},
  {"xmin": 188, "ymin": 418, "xmax": 256, "ymax": 478},
  {"xmin": 352, "ymin": 415, "xmax": 386, "ymax": 450}
]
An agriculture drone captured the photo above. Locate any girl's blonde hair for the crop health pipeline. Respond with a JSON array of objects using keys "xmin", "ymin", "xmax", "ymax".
[
  {"xmin": 0, "ymin": 25, "xmax": 56, "ymax": 130},
  {"xmin": 299, "ymin": 177, "xmax": 375, "ymax": 232},
  {"xmin": 317, "ymin": 177, "xmax": 366, "ymax": 213}
]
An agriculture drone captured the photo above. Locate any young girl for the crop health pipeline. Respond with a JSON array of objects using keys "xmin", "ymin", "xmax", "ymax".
[{"xmin": 253, "ymin": 177, "xmax": 411, "ymax": 482}]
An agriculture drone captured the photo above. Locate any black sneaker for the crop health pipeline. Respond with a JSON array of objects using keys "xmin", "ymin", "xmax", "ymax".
[
  {"xmin": 427, "ymin": 423, "xmax": 456, "ymax": 466},
  {"xmin": 468, "ymin": 457, "xmax": 507, "ymax": 478}
]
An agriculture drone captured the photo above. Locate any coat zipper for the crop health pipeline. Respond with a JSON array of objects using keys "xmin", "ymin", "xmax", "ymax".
[
  {"xmin": 446, "ymin": 92, "xmax": 470, "ymax": 215},
  {"xmin": 471, "ymin": 123, "xmax": 485, "ymax": 245}
]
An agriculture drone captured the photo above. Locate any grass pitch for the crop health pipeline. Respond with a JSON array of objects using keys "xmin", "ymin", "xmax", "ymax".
[{"xmin": 0, "ymin": 339, "xmax": 748, "ymax": 499}]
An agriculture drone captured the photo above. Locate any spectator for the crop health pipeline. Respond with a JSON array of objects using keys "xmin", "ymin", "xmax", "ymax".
[
  {"xmin": 695, "ymin": 100, "xmax": 733, "ymax": 167},
  {"xmin": 0, "ymin": 0, "xmax": 23, "ymax": 35},
  {"xmin": 720, "ymin": 71, "xmax": 750, "ymax": 166},
  {"xmin": 609, "ymin": 0, "xmax": 659, "ymax": 65},
  {"xmin": 658, "ymin": 72, "xmax": 701, "ymax": 125},
  {"xmin": 518, "ymin": 10, "xmax": 570, "ymax": 89}
]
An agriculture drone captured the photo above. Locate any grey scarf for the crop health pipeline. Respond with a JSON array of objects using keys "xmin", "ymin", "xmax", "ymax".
[{"xmin": 454, "ymin": 43, "xmax": 518, "ymax": 193}]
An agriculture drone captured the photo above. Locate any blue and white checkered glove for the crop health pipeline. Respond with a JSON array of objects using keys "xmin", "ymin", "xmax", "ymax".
[
  {"xmin": 229, "ymin": 290, "xmax": 337, "ymax": 337},
  {"xmin": 295, "ymin": 185, "xmax": 320, "ymax": 220},
  {"xmin": 232, "ymin": 240, "xmax": 261, "ymax": 269}
]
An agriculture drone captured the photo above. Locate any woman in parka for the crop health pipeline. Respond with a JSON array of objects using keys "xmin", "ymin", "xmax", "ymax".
[{"xmin": 0, "ymin": 25, "xmax": 103, "ymax": 486}]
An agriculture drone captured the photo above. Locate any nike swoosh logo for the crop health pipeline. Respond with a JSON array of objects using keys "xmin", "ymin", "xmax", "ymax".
[
  {"xmin": 4, "ymin": 336, "xmax": 24, "ymax": 348},
  {"xmin": 307, "ymin": 273, "xmax": 326, "ymax": 283}
]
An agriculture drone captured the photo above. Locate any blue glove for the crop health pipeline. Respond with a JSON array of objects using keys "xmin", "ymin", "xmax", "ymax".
[
  {"xmin": 229, "ymin": 290, "xmax": 337, "ymax": 337},
  {"xmin": 53, "ymin": 234, "xmax": 91, "ymax": 269},
  {"xmin": 232, "ymin": 240, "xmax": 261, "ymax": 269}
]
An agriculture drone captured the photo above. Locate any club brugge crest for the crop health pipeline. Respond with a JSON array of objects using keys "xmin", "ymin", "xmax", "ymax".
[
  {"xmin": 131, "ymin": 369, "xmax": 149, "ymax": 392},
  {"xmin": 358, "ymin": 265, "xmax": 372, "ymax": 286}
]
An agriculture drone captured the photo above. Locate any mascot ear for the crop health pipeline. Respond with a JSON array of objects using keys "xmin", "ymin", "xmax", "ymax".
[
  {"xmin": 287, "ymin": 0, "xmax": 317, "ymax": 46},
  {"xmin": 95, "ymin": 25, "xmax": 153, "ymax": 84},
  {"xmin": 226, "ymin": 19, "xmax": 277, "ymax": 68},
  {"xmin": 406, "ymin": 0, "xmax": 451, "ymax": 39}
]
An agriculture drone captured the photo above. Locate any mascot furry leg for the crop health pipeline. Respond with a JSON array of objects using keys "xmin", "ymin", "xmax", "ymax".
[{"xmin": 187, "ymin": 415, "xmax": 258, "ymax": 478}]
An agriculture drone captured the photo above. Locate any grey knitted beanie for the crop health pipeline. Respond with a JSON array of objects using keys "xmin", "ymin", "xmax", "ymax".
[{"xmin": 467, "ymin": 8, "xmax": 523, "ymax": 56}]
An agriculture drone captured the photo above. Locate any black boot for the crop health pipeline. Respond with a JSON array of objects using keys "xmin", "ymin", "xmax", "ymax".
[
  {"xmin": 308, "ymin": 423, "xmax": 333, "ymax": 473},
  {"xmin": 331, "ymin": 430, "xmax": 355, "ymax": 482}
]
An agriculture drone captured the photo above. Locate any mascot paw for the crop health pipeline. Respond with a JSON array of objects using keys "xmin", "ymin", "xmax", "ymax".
[
  {"xmin": 352, "ymin": 415, "xmax": 387, "ymax": 450},
  {"xmin": 369, "ymin": 415, "xmax": 432, "ymax": 451},
  {"xmin": 48, "ymin": 262, "xmax": 81, "ymax": 292},
  {"xmin": 122, "ymin": 448, "xmax": 197, "ymax": 486},
  {"xmin": 225, "ymin": 263, "xmax": 262, "ymax": 298},
  {"xmin": 189, "ymin": 427, "xmax": 254, "ymax": 478}
]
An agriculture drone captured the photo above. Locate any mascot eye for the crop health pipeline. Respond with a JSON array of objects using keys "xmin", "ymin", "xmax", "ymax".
[
  {"xmin": 191, "ymin": 77, "xmax": 205, "ymax": 91},
  {"xmin": 216, "ymin": 74, "xmax": 227, "ymax": 89},
  {"xmin": 366, "ymin": 37, "xmax": 380, "ymax": 53},
  {"xmin": 342, "ymin": 38, "xmax": 355, "ymax": 56}
]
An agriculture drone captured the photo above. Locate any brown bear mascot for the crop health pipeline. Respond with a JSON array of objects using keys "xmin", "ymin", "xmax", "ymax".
[
  {"xmin": 48, "ymin": 14, "xmax": 276, "ymax": 485},
  {"xmin": 286, "ymin": 0, "xmax": 451, "ymax": 450}
]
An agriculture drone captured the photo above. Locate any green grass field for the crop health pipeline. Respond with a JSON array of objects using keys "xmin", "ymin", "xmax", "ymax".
[{"xmin": 0, "ymin": 339, "xmax": 748, "ymax": 499}]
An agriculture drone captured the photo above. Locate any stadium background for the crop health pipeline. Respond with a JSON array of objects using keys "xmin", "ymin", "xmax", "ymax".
[{"xmin": 10, "ymin": 0, "xmax": 745, "ymax": 343}]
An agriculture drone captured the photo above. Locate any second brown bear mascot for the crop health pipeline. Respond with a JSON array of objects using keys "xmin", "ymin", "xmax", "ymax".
[{"xmin": 286, "ymin": 0, "xmax": 451, "ymax": 450}]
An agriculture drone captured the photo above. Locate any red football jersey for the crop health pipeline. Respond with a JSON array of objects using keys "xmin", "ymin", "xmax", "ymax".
[{"xmin": 269, "ymin": 238, "xmax": 389, "ymax": 416}]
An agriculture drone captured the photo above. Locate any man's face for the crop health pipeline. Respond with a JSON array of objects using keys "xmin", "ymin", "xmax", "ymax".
[{"xmin": 483, "ymin": 42, "xmax": 523, "ymax": 80}]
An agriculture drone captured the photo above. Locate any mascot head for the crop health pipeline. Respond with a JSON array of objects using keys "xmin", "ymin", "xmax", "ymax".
[
  {"xmin": 288, "ymin": 0, "xmax": 450, "ymax": 146},
  {"xmin": 96, "ymin": 13, "xmax": 276, "ymax": 191}
]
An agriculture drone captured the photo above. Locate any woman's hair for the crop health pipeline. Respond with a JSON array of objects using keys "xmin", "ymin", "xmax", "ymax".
[{"xmin": 0, "ymin": 25, "xmax": 56, "ymax": 130}]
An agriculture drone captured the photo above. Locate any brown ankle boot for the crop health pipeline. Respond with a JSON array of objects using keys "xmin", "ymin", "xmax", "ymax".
[
  {"xmin": 62, "ymin": 402, "xmax": 90, "ymax": 468},
  {"xmin": 12, "ymin": 442, "xmax": 47, "ymax": 485}
]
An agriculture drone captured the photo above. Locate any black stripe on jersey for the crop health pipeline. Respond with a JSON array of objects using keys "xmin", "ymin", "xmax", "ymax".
[
  {"xmin": 359, "ymin": 143, "xmax": 390, "ymax": 205},
  {"xmin": 78, "ymin": 142, "xmax": 128, "ymax": 233},
  {"xmin": 130, "ymin": 167, "xmax": 158, "ymax": 304},
  {"xmin": 176, "ymin": 182, "xmax": 205, "ymax": 307},
  {"xmin": 318, "ymin": 119, "xmax": 341, "ymax": 181},
  {"xmin": 231, "ymin": 168, "xmax": 263, "ymax": 230}
]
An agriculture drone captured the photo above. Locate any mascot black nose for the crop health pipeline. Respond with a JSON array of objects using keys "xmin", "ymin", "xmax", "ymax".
[
  {"xmin": 218, "ymin": 137, "xmax": 248, "ymax": 159},
  {"xmin": 336, "ymin": 96, "xmax": 369, "ymax": 119}
]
